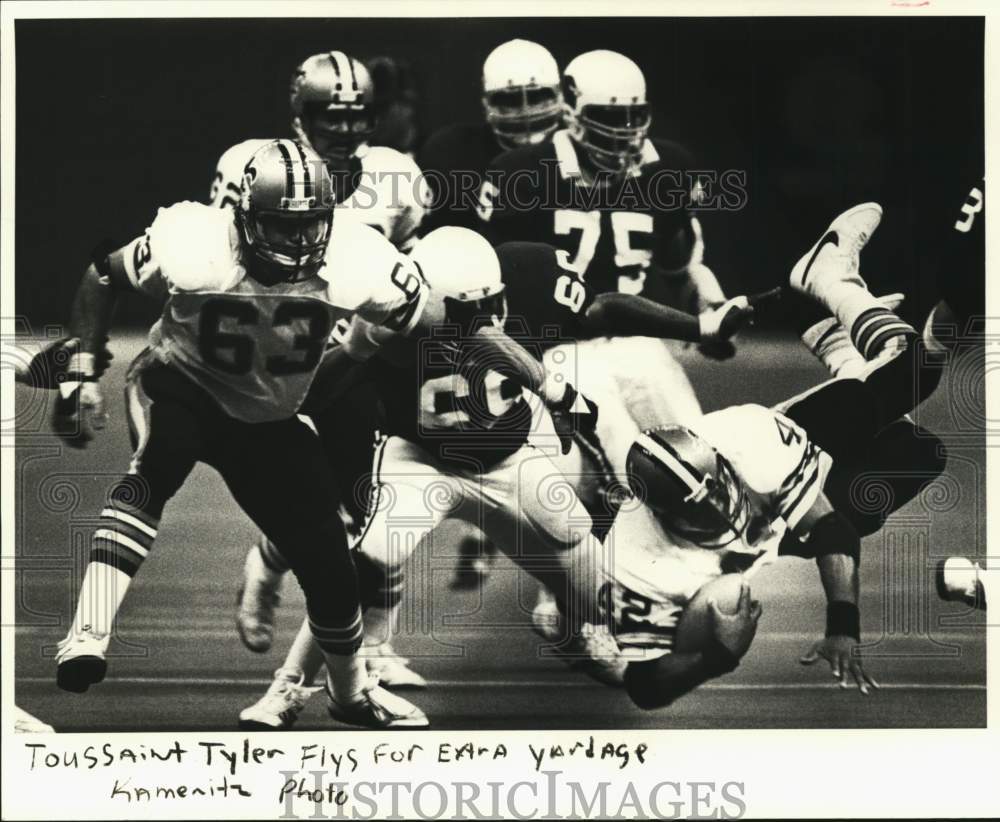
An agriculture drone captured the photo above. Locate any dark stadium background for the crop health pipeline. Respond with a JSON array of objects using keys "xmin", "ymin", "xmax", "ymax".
[{"xmin": 15, "ymin": 16, "xmax": 983, "ymax": 329}]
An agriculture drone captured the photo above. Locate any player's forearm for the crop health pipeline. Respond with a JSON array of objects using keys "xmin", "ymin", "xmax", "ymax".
[
  {"xmin": 805, "ymin": 507, "xmax": 861, "ymax": 606},
  {"xmin": 817, "ymin": 552, "xmax": 859, "ymax": 606},
  {"xmin": 625, "ymin": 649, "xmax": 734, "ymax": 709},
  {"xmin": 68, "ymin": 264, "xmax": 118, "ymax": 366},
  {"xmin": 583, "ymin": 293, "xmax": 701, "ymax": 342},
  {"xmin": 472, "ymin": 324, "xmax": 547, "ymax": 393}
]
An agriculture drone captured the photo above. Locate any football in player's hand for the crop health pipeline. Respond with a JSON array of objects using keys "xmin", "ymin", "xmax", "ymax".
[{"xmin": 674, "ymin": 574, "xmax": 745, "ymax": 653}]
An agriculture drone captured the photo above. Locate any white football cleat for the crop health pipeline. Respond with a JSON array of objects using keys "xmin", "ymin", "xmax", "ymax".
[
  {"xmin": 56, "ymin": 626, "xmax": 109, "ymax": 693},
  {"xmin": 14, "ymin": 706, "xmax": 55, "ymax": 733},
  {"xmin": 238, "ymin": 668, "xmax": 321, "ymax": 731},
  {"xmin": 363, "ymin": 643, "xmax": 428, "ymax": 690},
  {"xmin": 935, "ymin": 557, "xmax": 986, "ymax": 611},
  {"xmin": 325, "ymin": 674, "xmax": 429, "ymax": 729},
  {"xmin": 790, "ymin": 203, "xmax": 883, "ymax": 301},
  {"xmin": 236, "ymin": 544, "xmax": 283, "ymax": 653}
]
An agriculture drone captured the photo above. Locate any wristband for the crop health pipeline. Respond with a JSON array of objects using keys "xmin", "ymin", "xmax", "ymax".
[
  {"xmin": 697, "ymin": 309, "xmax": 716, "ymax": 341},
  {"xmin": 825, "ymin": 601, "xmax": 860, "ymax": 641},
  {"xmin": 67, "ymin": 352, "xmax": 97, "ymax": 381}
]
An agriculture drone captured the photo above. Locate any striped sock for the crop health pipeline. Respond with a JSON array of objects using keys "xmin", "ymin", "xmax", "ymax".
[
  {"xmin": 325, "ymin": 653, "xmax": 368, "ymax": 704},
  {"xmin": 309, "ymin": 606, "xmax": 364, "ymax": 656},
  {"xmin": 256, "ymin": 535, "xmax": 290, "ymax": 574},
  {"xmin": 90, "ymin": 502, "xmax": 158, "ymax": 579},
  {"xmin": 817, "ymin": 283, "xmax": 916, "ymax": 361},
  {"xmin": 72, "ymin": 502, "xmax": 159, "ymax": 637},
  {"xmin": 801, "ymin": 318, "xmax": 868, "ymax": 378},
  {"xmin": 850, "ymin": 306, "xmax": 916, "ymax": 361}
]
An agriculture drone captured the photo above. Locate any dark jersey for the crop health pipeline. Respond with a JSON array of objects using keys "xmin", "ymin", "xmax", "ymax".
[
  {"xmin": 936, "ymin": 176, "xmax": 985, "ymax": 328},
  {"xmin": 478, "ymin": 129, "xmax": 702, "ymax": 298},
  {"xmin": 418, "ymin": 122, "xmax": 504, "ymax": 233},
  {"xmin": 373, "ymin": 240, "xmax": 593, "ymax": 468}
]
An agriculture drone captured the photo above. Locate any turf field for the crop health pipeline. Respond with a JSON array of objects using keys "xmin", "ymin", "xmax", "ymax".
[{"xmin": 13, "ymin": 330, "xmax": 986, "ymax": 730}]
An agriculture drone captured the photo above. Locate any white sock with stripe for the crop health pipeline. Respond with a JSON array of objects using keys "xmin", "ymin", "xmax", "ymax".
[
  {"xmin": 283, "ymin": 618, "xmax": 326, "ymax": 686},
  {"xmin": 812, "ymin": 282, "xmax": 915, "ymax": 361},
  {"xmin": 801, "ymin": 318, "xmax": 868, "ymax": 379},
  {"xmin": 72, "ymin": 503, "xmax": 159, "ymax": 638},
  {"xmin": 312, "ymin": 606, "xmax": 369, "ymax": 702},
  {"xmin": 71, "ymin": 561, "xmax": 132, "ymax": 639}
]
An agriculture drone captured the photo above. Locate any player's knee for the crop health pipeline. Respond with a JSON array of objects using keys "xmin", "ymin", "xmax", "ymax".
[{"xmin": 276, "ymin": 514, "xmax": 352, "ymax": 578}]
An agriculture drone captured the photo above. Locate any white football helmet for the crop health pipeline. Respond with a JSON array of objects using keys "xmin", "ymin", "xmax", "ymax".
[
  {"xmin": 562, "ymin": 50, "xmax": 652, "ymax": 173},
  {"xmin": 290, "ymin": 51, "xmax": 376, "ymax": 163},
  {"xmin": 410, "ymin": 227, "xmax": 507, "ymax": 332},
  {"xmin": 482, "ymin": 39, "xmax": 563, "ymax": 150}
]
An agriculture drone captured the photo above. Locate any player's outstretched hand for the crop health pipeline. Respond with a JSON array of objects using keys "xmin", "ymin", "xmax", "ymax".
[
  {"xmin": 23, "ymin": 336, "xmax": 113, "ymax": 389},
  {"xmin": 800, "ymin": 635, "xmax": 880, "ymax": 696},
  {"xmin": 696, "ymin": 288, "xmax": 782, "ymax": 360},
  {"xmin": 52, "ymin": 381, "xmax": 107, "ymax": 449},
  {"xmin": 709, "ymin": 581, "xmax": 762, "ymax": 660}
]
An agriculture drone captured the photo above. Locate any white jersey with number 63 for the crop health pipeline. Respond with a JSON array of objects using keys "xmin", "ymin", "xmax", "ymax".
[{"xmin": 121, "ymin": 201, "xmax": 426, "ymax": 423}]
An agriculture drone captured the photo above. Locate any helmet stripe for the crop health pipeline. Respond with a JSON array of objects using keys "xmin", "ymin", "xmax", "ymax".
[
  {"xmin": 290, "ymin": 140, "xmax": 313, "ymax": 197},
  {"xmin": 345, "ymin": 55, "xmax": 359, "ymax": 90},
  {"xmin": 635, "ymin": 432, "xmax": 703, "ymax": 495},
  {"xmin": 327, "ymin": 51, "xmax": 342, "ymax": 78},
  {"xmin": 273, "ymin": 140, "xmax": 297, "ymax": 200}
]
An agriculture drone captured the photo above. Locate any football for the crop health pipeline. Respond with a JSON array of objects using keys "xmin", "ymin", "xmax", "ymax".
[{"xmin": 673, "ymin": 574, "xmax": 745, "ymax": 653}]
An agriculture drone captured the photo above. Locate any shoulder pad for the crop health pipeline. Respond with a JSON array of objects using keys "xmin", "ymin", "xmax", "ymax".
[
  {"xmin": 321, "ymin": 218, "xmax": 398, "ymax": 284},
  {"xmin": 149, "ymin": 202, "xmax": 242, "ymax": 291},
  {"xmin": 361, "ymin": 145, "xmax": 421, "ymax": 177}
]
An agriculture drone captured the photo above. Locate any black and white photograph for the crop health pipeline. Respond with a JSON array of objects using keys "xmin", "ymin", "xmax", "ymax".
[{"xmin": 1, "ymin": 2, "xmax": 996, "ymax": 819}]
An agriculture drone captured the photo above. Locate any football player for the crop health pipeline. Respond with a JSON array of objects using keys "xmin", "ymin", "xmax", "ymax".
[
  {"xmin": 923, "ymin": 177, "xmax": 985, "ymax": 351},
  {"xmin": 51, "ymin": 140, "xmax": 451, "ymax": 729},
  {"xmin": 419, "ymin": 39, "xmax": 563, "ymax": 233},
  {"xmin": 479, "ymin": 49, "xmax": 726, "ymax": 319},
  {"xmin": 471, "ymin": 49, "xmax": 724, "ymax": 592},
  {"xmin": 236, "ymin": 226, "xmax": 764, "ymax": 729},
  {"xmin": 213, "ymin": 52, "xmax": 432, "ymax": 686},
  {"xmin": 561, "ymin": 203, "xmax": 951, "ymax": 709},
  {"xmin": 930, "ymin": 176, "xmax": 991, "ymax": 612},
  {"xmin": 414, "ymin": 38, "xmax": 565, "ymax": 588},
  {"xmin": 211, "ymin": 51, "xmax": 429, "ymax": 249}
]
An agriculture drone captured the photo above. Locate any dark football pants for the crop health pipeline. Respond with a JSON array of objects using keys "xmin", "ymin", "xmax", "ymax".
[
  {"xmin": 109, "ymin": 351, "xmax": 363, "ymax": 655},
  {"xmin": 781, "ymin": 339, "xmax": 947, "ymax": 536},
  {"xmin": 310, "ymin": 378, "xmax": 382, "ymax": 531}
]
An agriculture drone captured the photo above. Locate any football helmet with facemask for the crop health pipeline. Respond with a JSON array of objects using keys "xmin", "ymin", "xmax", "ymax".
[
  {"xmin": 482, "ymin": 39, "xmax": 563, "ymax": 150},
  {"xmin": 236, "ymin": 139, "xmax": 335, "ymax": 284},
  {"xmin": 290, "ymin": 51, "xmax": 376, "ymax": 164},
  {"xmin": 627, "ymin": 426, "xmax": 751, "ymax": 548},
  {"xmin": 409, "ymin": 227, "xmax": 507, "ymax": 336},
  {"xmin": 562, "ymin": 50, "xmax": 652, "ymax": 174}
]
